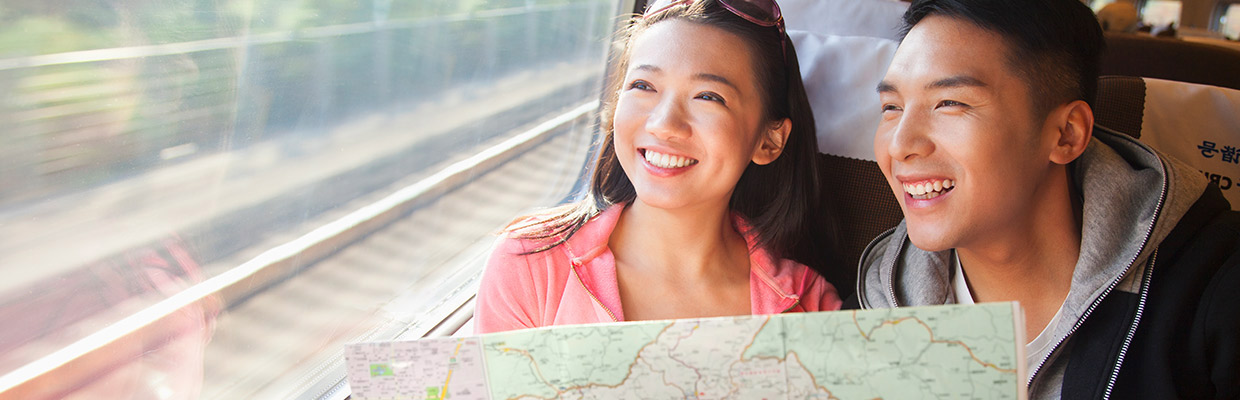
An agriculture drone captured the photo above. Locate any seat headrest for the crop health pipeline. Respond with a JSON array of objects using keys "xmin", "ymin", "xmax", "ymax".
[
  {"xmin": 783, "ymin": 0, "xmax": 907, "ymax": 160},
  {"xmin": 1097, "ymin": 76, "xmax": 1240, "ymax": 209},
  {"xmin": 791, "ymin": 32, "xmax": 898, "ymax": 161},
  {"xmin": 781, "ymin": 0, "xmax": 909, "ymax": 282},
  {"xmin": 783, "ymin": 0, "xmax": 908, "ymax": 39}
]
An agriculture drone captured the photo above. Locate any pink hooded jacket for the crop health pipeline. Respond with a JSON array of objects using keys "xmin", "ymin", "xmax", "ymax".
[{"xmin": 474, "ymin": 205, "xmax": 842, "ymax": 334}]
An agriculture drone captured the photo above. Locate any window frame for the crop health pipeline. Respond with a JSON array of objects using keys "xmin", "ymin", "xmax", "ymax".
[{"xmin": 1213, "ymin": 0, "xmax": 1240, "ymax": 38}]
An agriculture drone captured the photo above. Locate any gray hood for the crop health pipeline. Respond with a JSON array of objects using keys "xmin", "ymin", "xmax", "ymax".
[{"xmin": 855, "ymin": 127, "xmax": 1210, "ymax": 390}]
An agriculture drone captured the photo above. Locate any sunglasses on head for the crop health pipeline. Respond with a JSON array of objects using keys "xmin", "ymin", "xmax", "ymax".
[{"xmin": 643, "ymin": 0, "xmax": 787, "ymax": 58}]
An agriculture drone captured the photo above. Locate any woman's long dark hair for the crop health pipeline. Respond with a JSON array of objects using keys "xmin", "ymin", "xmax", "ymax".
[{"xmin": 505, "ymin": 0, "xmax": 840, "ymax": 273}]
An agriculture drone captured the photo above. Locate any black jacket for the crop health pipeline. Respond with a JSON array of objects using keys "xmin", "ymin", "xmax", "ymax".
[{"xmin": 1066, "ymin": 184, "xmax": 1240, "ymax": 399}]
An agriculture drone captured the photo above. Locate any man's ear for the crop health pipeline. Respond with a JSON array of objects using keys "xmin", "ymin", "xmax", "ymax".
[
  {"xmin": 752, "ymin": 118, "xmax": 792, "ymax": 165},
  {"xmin": 1048, "ymin": 100, "xmax": 1094, "ymax": 165}
]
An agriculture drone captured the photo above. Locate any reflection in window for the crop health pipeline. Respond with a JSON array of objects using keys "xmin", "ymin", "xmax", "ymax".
[
  {"xmin": 1096, "ymin": 1, "xmax": 1141, "ymax": 33},
  {"xmin": 1222, "ymin": 4, "xmax": 1240, "ymax": 39},
  {"xmin": 1091, "ymin": 0, "xmax": 1119, "ymax": 13},
  {"xmin": 1143, "ymin": 0, "xmax": 1182, "ymax": 29},
  {"xmin": 0, "ymin": 0, "xmax": 617, "ymax": 398}
]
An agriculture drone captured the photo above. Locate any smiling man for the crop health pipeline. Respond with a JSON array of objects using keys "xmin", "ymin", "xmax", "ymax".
[{"xmin": 853, "ymin": 0, "xmax": 1240, "ymax": 398}]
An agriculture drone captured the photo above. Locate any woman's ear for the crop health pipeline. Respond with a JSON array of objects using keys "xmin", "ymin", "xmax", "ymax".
[
  {"xmin": 1048, "ymin": 100, "xmax": 1094, "ymax": 165},
  {"xmin": 752, "ymin": 118, "xmax": 792, "ymax": 165}
]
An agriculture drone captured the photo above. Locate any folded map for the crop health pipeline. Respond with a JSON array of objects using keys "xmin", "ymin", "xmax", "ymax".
[{"xmin": 345, "ymin": 302, "xmax": 1026, "ymax": 399}]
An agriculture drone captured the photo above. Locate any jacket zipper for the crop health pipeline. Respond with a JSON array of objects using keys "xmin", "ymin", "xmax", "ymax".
[
  {"xmin": 852, "ymin": 225, "xmax": 898, "ymax": 309},
  {"xmin": 886, "ymin": 253, "xmax": 899, "ymax": 307},
  {"xmin": 754, "ymin": 265, "xmax": 795, "ymax": 299},
  {"xmin": 571, "ymin": 263, "xmax": 619, "ymax": 322},
  {"xmin": 1026, "ymin": 149, "xmax": 1170, "ymax": 392},
  {"xmin": 753, "ymin": 262, "xmax": 805, "ymax": 314},
  {"xmin": 779, "ymin": 298, "xmax": 802, "ymax": 314},
  {"xmin": 879, "ymin": 228, "xmax": 901, "ymax": 307},
  {"xmin": 1103, "ymin": 249, "xmax": 1155, "ymax": 399}
]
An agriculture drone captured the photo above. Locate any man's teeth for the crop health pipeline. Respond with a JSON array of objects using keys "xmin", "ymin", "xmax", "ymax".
[
  {"xmin": 903, "ymin": 179, "xmax": 955, "ymax": 200},
  {"xmin": 644, "ymin": 150, "xmax": 698, "ymax": 169}
]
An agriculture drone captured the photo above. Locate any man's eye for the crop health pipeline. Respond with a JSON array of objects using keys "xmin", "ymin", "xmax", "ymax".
[
  {"xmin": 937, "ymin": 100, "xmax": 967, "ymax": 108},
  {"xmin": 629, "ymin": 80, "xmax": 653, "ymax": 91},
  {"xmin": 696, "ymin": 92, "xmax": 725, "ymax": 104},
  {"xmin": 881, "ymin": 104, "xmax": 902, "ymax": 112}
]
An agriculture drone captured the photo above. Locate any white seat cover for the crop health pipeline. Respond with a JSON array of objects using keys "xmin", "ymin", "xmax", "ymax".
[
  {"xmin": 1138, "ymin": 78, "xmax": 1240, "ymax": 209},
  {"xmin": 783, "ymin": 0, "xmax": 907, "ymax": 161}
]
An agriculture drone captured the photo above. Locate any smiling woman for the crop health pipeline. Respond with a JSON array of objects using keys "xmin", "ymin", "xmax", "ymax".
[
  {"xmin": 615, "ymin": 20, "xmax": 783, "ymax": 218},
  {"xmin": 474, "ymin": 0, "xmax": 843, "ymax": 334}
]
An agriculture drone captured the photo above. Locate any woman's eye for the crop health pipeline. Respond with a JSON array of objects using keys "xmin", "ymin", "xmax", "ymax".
[
  {"xmin": 696, "ymin": 92, "xmax": 725, "ymax": 104},
  {"xmin": 629, "ymin": 80, "xmax": 653, "ymax": 91}
]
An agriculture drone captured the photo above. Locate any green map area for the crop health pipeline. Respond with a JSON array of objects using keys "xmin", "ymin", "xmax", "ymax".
[
  {"xmin": 482, "ymin": 322, "xmax": 668, "ymax": 398},
  {"xmin": 748, "ymin": 305, "xmax": 1022, "ymax": 399},
  {"xmin": 345, "ymin": 303, "xmax": 1024, "ymax": 400}
]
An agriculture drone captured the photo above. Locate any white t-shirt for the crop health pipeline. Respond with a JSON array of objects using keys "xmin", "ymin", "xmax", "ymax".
[{"xmin": 952, "ymin": 251, "xmax": 1062, "ymax": 356}]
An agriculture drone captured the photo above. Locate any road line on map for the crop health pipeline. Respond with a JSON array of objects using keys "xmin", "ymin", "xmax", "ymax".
[
  {"xmin": 439, "ymin": 341, "xmax": 464, "ymax": 399},
  {"xmin": 737, "ymin": 316, "xmax": 773, "ymax": 360},
  {"xmin": 784, "ymin": 351, "xmax": 841, "ymax": 400},
  {"xmin": 906, "ymin": 318, "xmax": 1019, "ymax": 374},
  {"xmin": 526, "ymin": 323, "xmax": 678, "ymax": 396},
  {"xmin": 854, "ymin": 315, "xmax": 1018, "ymax": 374},
  {"xmin": 502, "ymin": 348, "xmax": 561, "ymax": 396}
]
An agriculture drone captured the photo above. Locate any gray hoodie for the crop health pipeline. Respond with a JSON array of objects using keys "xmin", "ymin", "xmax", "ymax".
[{"xmin": 855, "ymin": 127, "xmax": 1210, "ymax": 398}]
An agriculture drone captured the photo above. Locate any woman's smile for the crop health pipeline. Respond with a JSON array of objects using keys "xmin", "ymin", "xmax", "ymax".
[{"xmin": 640, "ymin": 148, "xmax": 699, "ymax": 169}]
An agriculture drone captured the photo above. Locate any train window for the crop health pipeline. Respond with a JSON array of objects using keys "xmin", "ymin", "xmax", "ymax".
[
  {"xmin": 1220, "ymin": 2, "xmax": 1240, "ymax": 39},
  {"xmin": 1143, "ymin": 0, "xmax": 1183, "ymax": 28},
  {"xmin": 0, "ymin": 0, "xmax": 622, "ymax": 398}
]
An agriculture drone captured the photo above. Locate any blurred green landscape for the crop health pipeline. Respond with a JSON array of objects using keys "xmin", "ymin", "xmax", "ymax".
[{"xmin": 0, "ymin": 0, "xmax": 612, "ymax": 209}]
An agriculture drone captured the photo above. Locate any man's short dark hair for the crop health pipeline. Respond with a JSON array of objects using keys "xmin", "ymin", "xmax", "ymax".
[{"xmin": 900, "ymin": 0, "xmax": 1105, "ymax": 115}]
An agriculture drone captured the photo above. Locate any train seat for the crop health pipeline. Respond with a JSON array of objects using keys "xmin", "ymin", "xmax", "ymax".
[
  {"xmin": 1101, "ymin": 33, "xmax": 1240, "ymax": 91},
  {"xmin": 1094, "ymin": 76, "xmax": 1240, "ymax": 209},
  {"xmin": 785, "ymin": 0, "xmax": 907, "ymax": 293}
]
